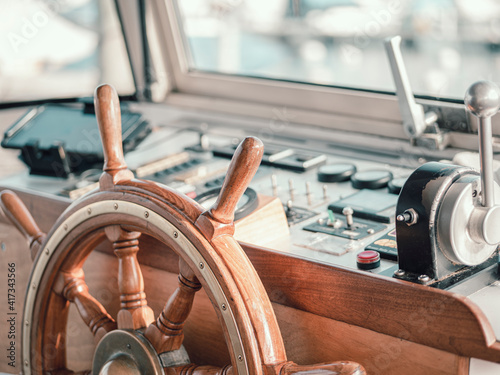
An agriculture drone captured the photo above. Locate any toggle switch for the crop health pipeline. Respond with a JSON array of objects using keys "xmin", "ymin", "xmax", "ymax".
[
  {"xmin": 271, "ymin": 174, "xmax": 278, "ymax": 196},
  {"xmin": 305, "ymin": 181, "xmax": 313, "ymax": 205},
  {"xmin": 289, "ymin": 178, "xmax": 295, "ymax": 201},
  {"xmin": 285, "ymin": 200, "xmax": 296, "ymax": 219},
  {"xmin": 199, "ymin": 133, "xmax": 210, "ymax": 151},
  {"xmin": 322, "ymin": 185, "xmax": 328, "ymax": 201},
  {"xmin": 342, "ymin": 206, "xmax": 354, "ymax": 229}
]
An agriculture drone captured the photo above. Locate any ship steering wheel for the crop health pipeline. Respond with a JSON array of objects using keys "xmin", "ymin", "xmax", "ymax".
[{"xmin": 1, "ymin": 84, "xmax": 365, "ymax": 375}]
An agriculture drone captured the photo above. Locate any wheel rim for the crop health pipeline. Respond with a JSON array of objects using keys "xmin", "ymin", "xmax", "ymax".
[
  {"xmin": 7, "ymin": 83, "xmax": 365, "ymax": 375},
  {"xmin": 22, "ymin": 197, "xmax": 263, "ymax": 374}
]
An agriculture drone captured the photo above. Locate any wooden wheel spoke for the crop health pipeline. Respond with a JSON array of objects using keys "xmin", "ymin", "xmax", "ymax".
[
  {"xmin": 165, "ymin": 364, "xmax": 233, "ymax": 375},
  {"xmin": 279, "ymin": 361, "xmax": 366, "ymax": 375},
  {"xmin": 94, "ymin": 84, "xmax": 134, "ymax": 189},
  {"xmin": 195, "ymin": 137, "xmax": 264, "ymax": 240},
  {"xmin": 0, "ymin": 190, "xmax": 46, "ymax": 260},
  {"xmin": 146, "ymin": 259, "xmax": 201, "ymax": 353},
  {"xmin": 164, "ymin": 361, "xmax": 366, "ymax": 375},
  {"xmin": 44, "ymin": 369, "xmax": 91, "ymax": 375},
  {"xmin": 53, "ymin": 269, "xmax": 116, "ymax": 343},
  {"xmin": 105, "ymin": 225, "xmax": 154, "ymax": 330}
]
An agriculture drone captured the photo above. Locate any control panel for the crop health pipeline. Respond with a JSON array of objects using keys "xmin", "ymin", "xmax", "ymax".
[
  {"xmin": 0, "ymin": 110, "xmax": 413, "ymax": 280},
  {"xmin": 2, "ymin": 81, "xmax": 500, "ymax": 292},
  {"xmin": 175, "ymin": 133, "xmax": 410, "ymax": 278}
]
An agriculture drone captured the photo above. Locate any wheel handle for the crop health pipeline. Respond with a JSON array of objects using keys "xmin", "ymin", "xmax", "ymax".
[
  {"xmin": 0, "ymin": 190, "xmax": 45, "ymax": 259},
  {"xmin": 94, "ymin": 84, "xmax": 134, "ymax": 188}
]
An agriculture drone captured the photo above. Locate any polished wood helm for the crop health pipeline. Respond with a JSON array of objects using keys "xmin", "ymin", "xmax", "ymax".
[{"xmin": 1, "ymin": 84, "xmax": 365, "ymax": 375}]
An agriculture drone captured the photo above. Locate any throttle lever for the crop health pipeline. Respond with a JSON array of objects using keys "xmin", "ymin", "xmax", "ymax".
[
  {"xmin": 394, "ymin": 80, "xmax": 500, "ymax": 283},
  {"xmin": 464, "ymin": 81, "xmax": 500, "ymax": 245},
  {"xmin": 465, "ymin": 81, "xmax": 500, "ymax": 207}
]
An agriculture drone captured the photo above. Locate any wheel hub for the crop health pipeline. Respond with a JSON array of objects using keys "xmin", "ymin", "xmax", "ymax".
[{"xmin": 92, "ymin": 330, "xmax": 163, "ymax": 375}]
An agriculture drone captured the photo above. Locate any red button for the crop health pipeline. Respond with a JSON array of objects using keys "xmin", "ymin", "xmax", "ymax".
[{"xmin": 356, "ymin": 250, "xmax": 381, "ymax": 270}]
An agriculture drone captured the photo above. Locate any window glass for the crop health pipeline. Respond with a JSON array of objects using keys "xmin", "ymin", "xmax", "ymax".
[
  {"xmin": 0, "ymin": 0, "xmax": 134, "ymax": 102},
  {"xmin": 176, "ymin": 0, "xmax": 500, "ymax": 100}
]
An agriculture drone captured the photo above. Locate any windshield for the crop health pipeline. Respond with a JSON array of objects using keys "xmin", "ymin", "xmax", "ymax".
[
  {"xmin": 0, "ymin": 0, "xmax": 134, "ymax": 103},
  {"xmin": 175, "ymin": 0, "xmax": 500, "ymax": 101}
]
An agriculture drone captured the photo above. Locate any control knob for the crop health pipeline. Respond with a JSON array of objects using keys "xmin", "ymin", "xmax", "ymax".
[
  {"xmin": 317, "ymin": 163, "xmax": 356, "ymax": 183},
  {"xmin": 351, "ymin": 170, "xmax": 393, "ymax": 190}
]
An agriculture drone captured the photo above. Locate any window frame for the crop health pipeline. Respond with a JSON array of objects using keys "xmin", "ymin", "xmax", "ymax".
[{"xmin": 145, "ymin": 0, "xmax": 495, "ymax": 151}]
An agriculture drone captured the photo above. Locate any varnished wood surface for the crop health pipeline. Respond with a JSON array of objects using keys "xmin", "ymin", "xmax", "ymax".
[
  {"xmin": 244, "ymin": 244, "xmax": 500, "ymax": 362},
  {"xmin": 119, "ymin": 178, "xmax": 204, "ymax": 223},
  {"xmin": 0, "ymin": 241, "xmax": 470, "ymax": 374},
  {"xmin": 35, "ymin": 228, "xmax": 108, "ymax": 373},
  {"xmin": 5, "ymin": 86, "xmax": 297, "ymax": 373},
  {"xmin": 195, "ymin": 137, "xmax": 264, "ymax": 240},
  {"xmin": 166, "ymin": 364, "xmax": 233, "ymax": 375},
  {"xmin": 94, "ymin": 84, "xmax": 134, "ymax": 188},
  {"xmin": 279, "ymin": 361, "xmax": 365, "ymax": 375},
  {"xmin": 0, "ymin": 85, "xmax": 490, "ymax": 374},
  {"xmin": 0, "ymin": 190, "xmax": 45, "ymax": 259},
  {"xmin": 272, "ymin": 303, "xmax": 470, "ymax": 375},
  {"xmin": 0, "ymin": 188, "xmax": 69, "ymax": 233},
  {"xmin": 84, "ymin": 93, "xmax": 348, "ymax": 375},
  {"xmin": 167, "ymin": 360, "xmax": 367, "ymax": 374},
  {"xmin": 210, "ymin": 234, "xmax": 288, "ymax": 369},
  {"xmin": 52, "ymin": 268, "xmax": 116, "ymax": 342},
  {"xmin": 208, "ymin": 137, "xmax": 263, "ymax": 225},
  {"xmin": 60, "ymin": 251, "xmax": 470, "ymax": 375},
  {"xmin": 105, "ymin": 225, "xmax": 154, "ymax": 330},
  {"xmin": 2, "ymin": 189, "xmax": 500, "ymax": 366},
  {"xmin": 145, "ymin": 259, "xmax": 202, "ymax": 353},
  {"xmin": 94, "ymin": 84, "xmax": 127, "ymax": 174},
  {"xmin": 10, "ymin": 185, "xmax": 364, "ymax": 375}
]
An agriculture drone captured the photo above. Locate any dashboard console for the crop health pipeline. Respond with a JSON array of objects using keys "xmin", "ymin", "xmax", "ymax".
[{"xmin": 2, "ymin": 1, "xmax": 500, "ymax": 374}]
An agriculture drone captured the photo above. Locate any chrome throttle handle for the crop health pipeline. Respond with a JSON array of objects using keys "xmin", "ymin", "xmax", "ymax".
[
  {"xmin": 464, "ymin": 81, "xmax": 500, "ymax": 246},
  {"xmin": 465, "ymin": 81, "xmax": 500, "ymax": 208}
]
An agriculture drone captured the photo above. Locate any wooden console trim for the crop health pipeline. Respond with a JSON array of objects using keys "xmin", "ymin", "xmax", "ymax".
[{"xmin": 2, "ymin": 187, "xmax": 500, "ymax": 364}]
